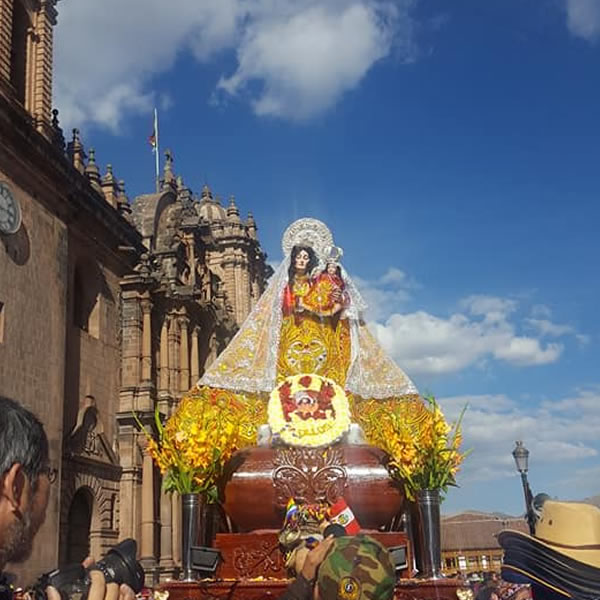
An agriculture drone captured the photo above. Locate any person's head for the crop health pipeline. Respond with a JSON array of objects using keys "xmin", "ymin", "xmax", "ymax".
[
  {"xmin": 315, "ymin": 535, "xmax": 395, "ymax": 600},
  {"xmin": 484, "ymin": 572, "xmax": 499, "ymax": 584},
  {"xmin": 289, "ymin": 245, "xmax": 318, "ymax": 280},
  {"xmin": 478, "ymin": 587, "xmax": 499, "ymax": 600},
  {"xmin": 0, "ymin": 396, "xmax": 52, "ymax": 569},
  {"xmin": 325, "ymin": 263, "xmax": 342, "ymax": 278}
]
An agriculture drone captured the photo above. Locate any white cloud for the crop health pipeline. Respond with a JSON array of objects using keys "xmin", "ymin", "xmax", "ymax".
[
  {"xmin": 525, "ymin": 318, "xmax": 575, "ymax": 337},
  {"xmin": 55, "ymin": 0, "xmax": 240, "ymax": 132},
  {"xmin": 54, "ymin": 0, "xmax": 416, "ymax": 131},
  {"xmin": 349, "ymin": 265, "xmax": 587, "ymax": 375},
  {"xmin": 438, "ymin": 387, "xmax": 600, "ymax": 487},
  {"xmin": 380, "ymin": 267, "xmax": 410, "ymax": 286},
  {"xmin": 353, "ymin": 267, "xmax": 417, "ymax": 321},
  {"xmin": 559, "ymin": 464, "xmax": 600, "ymax": 491},
  {"xmin": 493, "ymin": 337, "xmax": 562, "ymax": 366},
  {"xmin": 216, "ymin": 2, "xmax": 410, "ymax": 120},
  {"xmin": 565, "ymin": 0, "xmax": 600, "ymax": 42},
  {"xmin": 368, "ymin": 297, "xmax": 564, "ymax": 374},
  {"xmin": 524, "ymin": 306, "xmax": 589, "ymax": 345},
  {"xmin": 460, "ymin": 295, "xmax": 517, "ymax": 321},
  {"xmin": 531, "ymin": 304, "xmax": 552, "ymax": 319}
]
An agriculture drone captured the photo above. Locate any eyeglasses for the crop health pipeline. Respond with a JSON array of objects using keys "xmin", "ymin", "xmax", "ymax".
[{"xmin": 42, "ymin": 465, "xmax": 58, "ymax": 484}]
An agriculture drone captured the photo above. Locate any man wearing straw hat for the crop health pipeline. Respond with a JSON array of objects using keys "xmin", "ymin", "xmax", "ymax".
[{"xmin": 498, "ymin": 497, "xmax": 600, "ymax": 600}]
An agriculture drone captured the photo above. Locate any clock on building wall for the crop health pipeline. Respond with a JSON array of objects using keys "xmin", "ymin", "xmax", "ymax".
[{"xmin": 0, "ymin": 182, "xmax": 22, "ymax": 235}]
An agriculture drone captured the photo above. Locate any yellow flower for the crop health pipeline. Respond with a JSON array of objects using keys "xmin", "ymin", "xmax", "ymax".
[
  {"xmin": 137, "ymin": 387, "xmax": 257, "ymax": 496},
  {"xmin": 353, "ymin": 395, "xmax": 469, "ymax": 501}
]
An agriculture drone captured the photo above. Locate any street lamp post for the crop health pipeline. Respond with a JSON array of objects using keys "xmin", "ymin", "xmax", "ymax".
[{"xmin": 512, "ymin": 441, "xmax": 536, "ymax": 535}]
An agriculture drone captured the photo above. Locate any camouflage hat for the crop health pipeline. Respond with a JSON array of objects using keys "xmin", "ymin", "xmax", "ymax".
[{"xmin": 316, "ymin": 535, "xmax": 396, "ymax": 600}]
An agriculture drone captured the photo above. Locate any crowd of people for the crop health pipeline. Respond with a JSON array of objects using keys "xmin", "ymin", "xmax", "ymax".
[
  {"xmin": 5, "ymin": 392, "xmax": 600, "ymax": 600},
  {"xmin": 470, "ymin": 572, "xmax": 532, "ymax": 600}
]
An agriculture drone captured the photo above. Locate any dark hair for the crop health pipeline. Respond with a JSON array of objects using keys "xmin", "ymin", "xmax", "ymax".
[
  {"xmin": 0, "ymin": 396, "xmax": 49, "ymax": 484},
  {"xmin": 324, "ymin": 263, "xmax": 342, "ymax": 279},
  {"xmin": 289, "ymin": 245, "xmax": 318, "ymax": 284},
  {"xmin": 477, "ymin": 587, "xmax": 498, "ymax": 600}
]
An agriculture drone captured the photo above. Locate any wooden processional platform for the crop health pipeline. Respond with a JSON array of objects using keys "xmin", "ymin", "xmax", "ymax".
[
  {"xmin": 159, "ymin": 445, "xmax": 469, "ymax": 600},
  {"xmin": 160, "ymin": 578, "xmax": 466, "ymax": 600}
]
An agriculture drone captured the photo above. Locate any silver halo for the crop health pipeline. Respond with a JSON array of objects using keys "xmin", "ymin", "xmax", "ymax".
[{"xmin": 281, "ymin": 218, "xmax": 334, "ymax": 262}]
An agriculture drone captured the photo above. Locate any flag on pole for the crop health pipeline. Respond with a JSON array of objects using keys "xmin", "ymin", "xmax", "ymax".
[
  {"xmin": 149, "ymin": 109, "xmax": 158, "ymax": 151},
  {"xmin": 328, "ymin": 497, "xmax": 361, "ymax": 535},
  {"xmin": 150, "ymin": 108, "xmax": 160, "ymax": 192}
]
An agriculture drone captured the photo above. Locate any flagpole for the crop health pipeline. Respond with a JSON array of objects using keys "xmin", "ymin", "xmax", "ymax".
[{"xmin": 154, "ymin": 108, "xmax": 160, "ymax": 193}]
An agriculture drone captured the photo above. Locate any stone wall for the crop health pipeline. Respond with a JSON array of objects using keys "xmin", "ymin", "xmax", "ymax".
[{"xmin": 0, "ymin": 169, "xmax": 67, "ymax": 583}]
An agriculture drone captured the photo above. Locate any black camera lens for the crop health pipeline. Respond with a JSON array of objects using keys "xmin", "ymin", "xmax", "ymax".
[
  {"xmin": 95, "ymin": 539, "xmax": 144, "ymax": 592},
  {"xmin": 32, "ymin": 538, "xmax": 144, "ymax": 600}
]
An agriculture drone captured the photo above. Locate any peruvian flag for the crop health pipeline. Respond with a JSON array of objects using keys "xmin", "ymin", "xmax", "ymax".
[
  {"xmin": 149, "ymin": 108, "xmax": 158, "ymax": 152},
  {"xmin": 328, "ymin": 498, "xmax": 361, "ymax": 535}
]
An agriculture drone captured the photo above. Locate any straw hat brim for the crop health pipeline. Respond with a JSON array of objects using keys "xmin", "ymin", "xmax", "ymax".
[
  {"xmin": 498, "ymin": 529, "xmax": 600, "ymax": 569},
  {"xmin": 499, "ymin": 530, "xmax": 600, "ymax": 599}
]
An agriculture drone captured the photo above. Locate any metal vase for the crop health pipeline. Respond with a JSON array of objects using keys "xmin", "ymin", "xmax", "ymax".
[
  {"xmin": 416, "ymin": 489, "xmax": 444, "ymax": 579},
  {"xmin": 181, "ymin": 493, "xmax": 203, "ymax": 581}
]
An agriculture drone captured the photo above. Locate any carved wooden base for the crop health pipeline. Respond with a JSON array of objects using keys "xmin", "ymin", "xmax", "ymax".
[
  {"xmin": 224, "ymin": 445, "xmax": 405, "ymax": 531},
  {"xmin": 214, "ymin": 531, "xmax": 412, "ymax": 580},
  {"xmin": 159, "ymin": 577, "xmax": 467, "ymax": 600}
]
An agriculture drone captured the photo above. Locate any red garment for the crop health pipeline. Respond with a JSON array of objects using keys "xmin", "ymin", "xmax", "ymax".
[{"xmin": 328, "ymin": 498, "xmax": 361, "ymax": 535}]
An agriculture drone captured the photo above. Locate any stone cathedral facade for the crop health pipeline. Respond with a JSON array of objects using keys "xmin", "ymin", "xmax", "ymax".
[{"xmin": 0, "ymin": 0, "xmax": 271, "ymax": 584}]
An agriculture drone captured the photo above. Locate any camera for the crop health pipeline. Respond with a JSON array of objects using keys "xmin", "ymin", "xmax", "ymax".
[{"xmin": 31, "ymin": 539, "xmax": 144, "ymax": 600}]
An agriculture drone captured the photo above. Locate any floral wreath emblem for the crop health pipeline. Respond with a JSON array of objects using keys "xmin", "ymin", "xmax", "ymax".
[
  {"xmin": 268, "ymin": 374, "xmax": 351, "ymax": 448},
  {"xmin": 338, "ymin": 577, "xmax": 361, "ymax": 600}
]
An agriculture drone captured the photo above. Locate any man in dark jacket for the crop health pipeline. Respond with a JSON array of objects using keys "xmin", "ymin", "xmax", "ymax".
[{"xmin": 0, "ymin": 396, "xmax": 132, "ymax": 600}]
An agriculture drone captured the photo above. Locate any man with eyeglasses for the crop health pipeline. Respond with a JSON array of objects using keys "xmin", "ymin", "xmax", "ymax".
[{"xmin": 0, "ymin": 396, "xmax": 132, "ymax": 600}]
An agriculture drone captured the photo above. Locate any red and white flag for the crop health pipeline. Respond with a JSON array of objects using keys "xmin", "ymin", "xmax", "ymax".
[
  {"xmin": 149, "ymin": 108, "xmax": 160, "ymax": 192},
  {"xmin": 328, "ymin": 498, "xmax": 361, "ymax": 535},
  {"xmin": 149, "ymin": 108, "xmax": 158, "ymax": 152}
]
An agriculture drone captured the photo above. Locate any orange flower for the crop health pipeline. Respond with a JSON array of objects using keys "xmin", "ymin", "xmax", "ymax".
[
  {"xmin": 352, "ymin": 395, "xmax": 469, "ymax": 501},
  {"xmin": 137, "ymin": 387, "xmax": 258, "ymax": 498}
]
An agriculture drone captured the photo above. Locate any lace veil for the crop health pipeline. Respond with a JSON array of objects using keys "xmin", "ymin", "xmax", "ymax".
[{"xmin": 199, "ymin": 218, "xmax": 418, "ymax": 399}]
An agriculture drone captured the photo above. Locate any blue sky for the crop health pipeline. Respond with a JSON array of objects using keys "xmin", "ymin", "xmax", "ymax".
[{"xmin": 53, "ymin": 0, "xmax": 600, "ymax": 515}]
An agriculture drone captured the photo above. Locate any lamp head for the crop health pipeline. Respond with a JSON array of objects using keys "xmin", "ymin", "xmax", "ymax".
[{"xmin": 512, "ymin": 440, "xmax": 529, "ymax": 474}]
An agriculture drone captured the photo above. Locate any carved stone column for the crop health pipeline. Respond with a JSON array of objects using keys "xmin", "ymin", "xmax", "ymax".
[
  {"xmin": 241, "ymin": 258, "xmax": 250, "ymax": 321},
  {"xmin": 141, "ymin": 297, "xmax": 152, "ymax": 382},
  {"xmin": 32, "ymin": 0, "xmax": 57, "ymax": 136},
  {"xmin": 206, "ymin": 332, "xmax": 218, "ymax": 369},
  {"xmin": 140, "ymin": 440, "xmax": 157, "ymax": 567},
  {"xmin": 234, "ymin": 259, "xmax": 243, "ymax": 325},
  {"xmin": 0, "ymin": 0, "xmax": 13, "ymax": 81},
  {"xmin": 25, "ymin": 26, "xmax": 36, "ymax": 113},
  {"xmin": 159, "ymin": 486, "xmax": 174, "ymax": 570},
  {"xmin": 251, "ymin": 276, "xmax": 261, "ymax": 310},
  {"xmin": 178, "ymin": 314, "xmax": 189, "ymax": 392},
  {"xmin": 120, "ymin": 290, "xmax": 142, "ymax": 392},
  {"xmin": 168, "ymin": 312, "xmax": 179, "ymax": 395},
  {"xmin": 159, "ymin": 317, "xmax": 169, "ymax": 393},
  {"xmin": 224, "ymin": 253, "xmax": 236, "ymax": 320},
  {"xmin": 172, "ymin": 492, "xmax": 181, "ymax": 566},
  {"xmin": 190, "ymin": 326, "xmax": 200, "ymax": 383}
]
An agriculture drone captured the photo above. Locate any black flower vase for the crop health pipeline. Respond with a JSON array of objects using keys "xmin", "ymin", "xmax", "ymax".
[
  {"xmin": 415, "ymin": 489, "xmax": 444, "ymax": 579},
  {"xmin": 181, "ymin": 493, "xmax": 204, "ymax": 581}
]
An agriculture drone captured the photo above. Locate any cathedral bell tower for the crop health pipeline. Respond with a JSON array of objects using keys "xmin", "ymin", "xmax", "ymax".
[{"xmin": 0, "ymin": 0, "xmax": 57, "ymax": 137}]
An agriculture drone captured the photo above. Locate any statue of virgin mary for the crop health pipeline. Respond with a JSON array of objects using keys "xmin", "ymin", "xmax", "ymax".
[{"xmin": 198, "ymin": 218, "xmax": 418, "ymax": 415}]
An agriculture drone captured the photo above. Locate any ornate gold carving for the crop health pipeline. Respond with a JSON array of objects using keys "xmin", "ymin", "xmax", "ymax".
[
  {"xmin": 273, "ymin": 446, "xmax": 347, "ymax": 506},
  {"xmin": 277, "ymin": 313, "xmax": 351, "ymax": 387}
]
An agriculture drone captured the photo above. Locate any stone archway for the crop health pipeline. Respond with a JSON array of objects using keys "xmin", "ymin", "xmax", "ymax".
[
  {"xmin": 59, "ymin": 471, "xmax": 109, "ymax": 564},
  {"xmin": 65, "ymin": 487, "xmax": 94, "ymax": 563}
]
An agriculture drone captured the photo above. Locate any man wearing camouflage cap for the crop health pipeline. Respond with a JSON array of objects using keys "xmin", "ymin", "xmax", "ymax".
[{"xmin": 280, "ymin": 534, "xmax": 396, "ymax": 600}]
